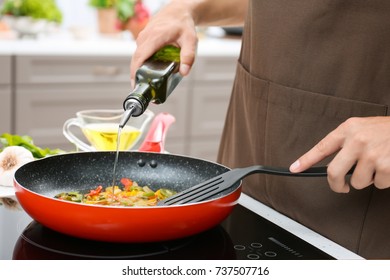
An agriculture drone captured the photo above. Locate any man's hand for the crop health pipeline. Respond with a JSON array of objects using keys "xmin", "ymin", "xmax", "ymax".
[
  {"xmin": 129, "ymin": 0, "xmax": 248, "ymax": 87},
  {"xmin": 290, "ymin": 116, "xmax": 390, "ymax": 192},
  {"xmin": 130, "ymin": 1, "xmax": 199, "ymax": 87}
]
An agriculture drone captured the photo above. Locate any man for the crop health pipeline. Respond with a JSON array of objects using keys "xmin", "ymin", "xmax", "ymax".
[{"xmin": 130, "ymin": 0, "xmax": 390, "ymax": 258}]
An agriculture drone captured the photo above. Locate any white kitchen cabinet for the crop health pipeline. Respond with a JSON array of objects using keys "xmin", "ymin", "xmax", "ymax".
[
  {"xmin": 191, "ymin": 56, "xmax": 237, "ymax": 82},
  {"xmin": 145, "ymin": 80, "xmax": 189, "ymax": 155},
  {"xmin": 14, "ymin": 55, "xmax": 131, "ymax": 150},
  {"xmin": 13, "ymin": 53, "xmax": 238, "ymax": 159},
  {"xmin": 15, "ymin": 55, "xmax": 131, "ymax": 84},
  {"xmin": 0, "ymin": 88, "xmax": 12, "ymax": 133},
  {"xmin": 15, "ymin": 82, "xmax": 128, "ymax": 150},
  {"xmin": 150, "ymin": 56, "xmax": 237, "ymax": 160},
  {"xmin": 187, "ymin": 56, "xmax": 237, "ymax": 161},
  {"xmin": 0, "ymin": 56, "xmax": 12, "ymax": 134},
  {"xmin": 14, "ymin": 55, "xmax": 192, "ymax": 153}
]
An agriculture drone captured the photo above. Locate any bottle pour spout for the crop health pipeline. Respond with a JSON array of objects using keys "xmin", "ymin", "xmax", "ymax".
[{"xmin": 119, "ymin": 105, "xmax": 135, "ymax": 128}]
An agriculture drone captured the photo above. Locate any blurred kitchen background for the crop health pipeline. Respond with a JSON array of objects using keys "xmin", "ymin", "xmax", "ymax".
[
  {"xmin": 0, "ymin": 0, "xmax": 170, "ymax": 39},
  {"xmin": 57, "ymin": 0, "xmax": 168, "ymax": 30},
  {"xmin": 0, "ymin": 0, "xmax": 242, "ymax": 162}
]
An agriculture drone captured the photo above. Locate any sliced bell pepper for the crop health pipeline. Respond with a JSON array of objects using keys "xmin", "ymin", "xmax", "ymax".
[
  {"xmin": 121, "ymin": 178, "xmax": 133, "ymax": 190},
  {"xmin": 87, "ymin": 185, "xmax": 103, "ymax": 196}
]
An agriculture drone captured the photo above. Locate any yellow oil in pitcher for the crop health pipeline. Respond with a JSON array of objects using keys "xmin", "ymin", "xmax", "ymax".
[{"xmin": 82, "ymin": 123, "xmax": 141, "ymax": 151}]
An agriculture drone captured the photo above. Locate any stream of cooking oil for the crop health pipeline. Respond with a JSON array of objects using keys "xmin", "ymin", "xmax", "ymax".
[
  {"xmin": 111, "ymin": 126, "xmax": 122, "ymax": 188},
  {"xmin": 112, "ymin": 107, "xmax": 136, "ymax": 189}
]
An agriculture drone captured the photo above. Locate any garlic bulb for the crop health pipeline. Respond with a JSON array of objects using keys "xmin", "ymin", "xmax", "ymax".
[{"xmin": 0, "ymin": 146, "xmax": 34, "ymax": 186}]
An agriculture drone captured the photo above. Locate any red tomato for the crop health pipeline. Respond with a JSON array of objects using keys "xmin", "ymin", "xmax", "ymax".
[{"xmin": 121, "ymin": 178, "xmax": 134, "ymax": 191}]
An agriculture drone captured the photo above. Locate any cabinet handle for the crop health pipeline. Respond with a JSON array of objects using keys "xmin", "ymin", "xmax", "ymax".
[{"xmin": 93, "ymin": 66, "xmax": 121, "ymax": 76}]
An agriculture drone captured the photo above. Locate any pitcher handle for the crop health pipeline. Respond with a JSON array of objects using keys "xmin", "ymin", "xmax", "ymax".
[{"xmin": 63, "ymin": 118, "xmax": 95, "ymax": 152}]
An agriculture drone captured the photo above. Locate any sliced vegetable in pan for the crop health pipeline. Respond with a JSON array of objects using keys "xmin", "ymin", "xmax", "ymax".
[{"xmin": 54, "ymin": 177, "xmax": 176, "ymax": 207}]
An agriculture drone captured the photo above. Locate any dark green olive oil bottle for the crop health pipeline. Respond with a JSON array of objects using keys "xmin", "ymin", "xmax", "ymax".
[{"xmin": 120, "ymin": 46, "xmax": 182, "ymax": 127}]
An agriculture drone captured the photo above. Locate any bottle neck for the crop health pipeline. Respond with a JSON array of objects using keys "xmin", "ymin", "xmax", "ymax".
[
  {"xmin": 120, "ymin": 83, "xmax": 152, "ymax": 128},
  {"xmin": 123, "ymin": 83, "xmax": 152, "ymax": 115}
]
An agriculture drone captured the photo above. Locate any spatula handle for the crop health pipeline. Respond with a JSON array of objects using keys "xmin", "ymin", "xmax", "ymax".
[{"xmin": 227, "ymin": 165, "xmax": 355, "ymax": 183}]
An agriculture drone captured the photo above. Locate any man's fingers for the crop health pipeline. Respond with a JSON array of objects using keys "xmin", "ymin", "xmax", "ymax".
[
  {"xmin": 177, "ymin": 32, "xmax": 198, "ymax": 76},
  {"xmin": 130, "ymin": 43, "xmax": 158, "ymax": 81},
  {"xmin": 349, "ymin": 160, "xmax": 374, "ymax": 190},
  {"xmin": 290, "ymin": 129, "xmax": 344, "ymax": 173},
  {"xmin": 325, "ymin": 148, "xmax": 358, "ymax": 193}
]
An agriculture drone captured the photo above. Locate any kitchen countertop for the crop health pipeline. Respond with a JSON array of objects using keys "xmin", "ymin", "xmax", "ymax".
[{"xmin": 0, "ymin": 31, "xmax": 242, "ymax": 57}]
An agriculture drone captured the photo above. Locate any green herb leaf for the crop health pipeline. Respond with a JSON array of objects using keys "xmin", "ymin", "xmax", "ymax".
[{"xmin": 0, "ymin": 133, "xmax": 65, "ymax": 158}]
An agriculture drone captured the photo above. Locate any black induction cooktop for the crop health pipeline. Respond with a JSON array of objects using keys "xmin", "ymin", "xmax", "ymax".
[{"xmin": 12, "ymin": 204, "xmax": 334, "ymax": 260}]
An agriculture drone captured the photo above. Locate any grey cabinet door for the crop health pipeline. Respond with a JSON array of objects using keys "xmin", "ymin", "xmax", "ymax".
[
  {"xmin": 0, "ymin": 56, "xmax": 12, "ymax": 134},
  {"xmin": 14, "ymin": 55, "xmax": 131, "ymax": 150},
  {"xmin": 12, "ymin": 53, "xmax": 238, "ymax": 158}
]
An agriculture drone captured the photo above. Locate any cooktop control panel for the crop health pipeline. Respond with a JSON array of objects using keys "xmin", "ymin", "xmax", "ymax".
[{"xmin": 221, "ymin": 205, "xmax": 333, "ymax": 260}]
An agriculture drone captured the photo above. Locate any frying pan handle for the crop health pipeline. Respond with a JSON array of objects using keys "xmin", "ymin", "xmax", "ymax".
[{"xmin": 138, "ymin": 112, "xmax": 175, "ymax": 153}]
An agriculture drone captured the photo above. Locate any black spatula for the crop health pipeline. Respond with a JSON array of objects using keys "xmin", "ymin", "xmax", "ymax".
[{"xmin": 158, "ymin": 165, "xmax": 354, "ymax": 206}]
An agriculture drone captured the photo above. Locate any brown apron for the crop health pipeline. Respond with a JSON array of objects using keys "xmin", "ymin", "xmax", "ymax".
[{"xmin": 218, "ymin": 0, "xmax": 390, "ymax": 259}]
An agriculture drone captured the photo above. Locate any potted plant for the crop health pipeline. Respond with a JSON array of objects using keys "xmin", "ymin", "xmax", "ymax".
[
  {"xmin": 88, "ymin": 0, "xmax": 118, "ymax": 34},
  {"xmin": 116, "ymin": 0, "xmax": 149, "ymax": 39},
  {"xmin": 0, "ymin": 0, "xmax": 62, "ymax": 37}
]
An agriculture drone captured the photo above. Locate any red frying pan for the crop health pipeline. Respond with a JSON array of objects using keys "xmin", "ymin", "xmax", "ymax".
[{"xmin": 13, "ymin": 151, "xmax": 241, "ymax": 243}]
